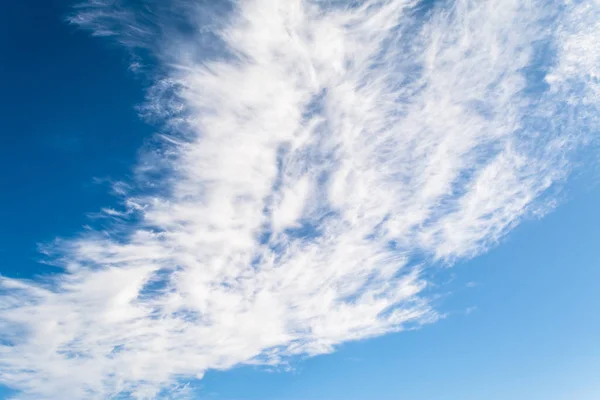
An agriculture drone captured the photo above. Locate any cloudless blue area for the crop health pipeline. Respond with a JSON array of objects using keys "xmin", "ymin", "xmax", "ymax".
[
  {"xmin": 0, "ymin": 1, "xmax": 599, "ymax": 399},
  {"xmin": 0, "ymin": 0, "xmax": 153, "ymax": 278}
]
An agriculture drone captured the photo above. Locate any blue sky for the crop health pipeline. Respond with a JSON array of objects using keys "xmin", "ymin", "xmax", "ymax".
[
  {"xmin": 0, "ymin": 0, "xmax": 153, "ymax": 278},
  {"xmin": 1, "ymin": 0, "xmax": 599, "ymax": 399}
]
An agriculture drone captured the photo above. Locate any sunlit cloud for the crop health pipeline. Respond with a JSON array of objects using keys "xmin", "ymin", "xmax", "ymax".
[{"xmin": 1, "ymin": 0, "xmax": 598, "ymax": 398}]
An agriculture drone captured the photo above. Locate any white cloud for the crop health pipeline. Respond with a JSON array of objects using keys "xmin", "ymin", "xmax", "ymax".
[
  {"xmin": 547, "ymin": 0, "xmax": 600, "ymax": 103},
  {"xmin": 1, "ymin": 0, "xmax": 598, "ymax": 398}
]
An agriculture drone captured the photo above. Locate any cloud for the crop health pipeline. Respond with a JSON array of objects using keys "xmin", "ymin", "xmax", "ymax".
[
  {"xmin": 547, "ymin": 0, "xmax": 600, "ymax": 104},
  {"xmin": 1, "ymin": 0, "xmax": 598, "ymax": 398}
]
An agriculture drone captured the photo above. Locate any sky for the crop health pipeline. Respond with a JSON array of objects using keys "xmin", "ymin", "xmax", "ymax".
[{"xmin": 0, "ymin": 0, "xmax": 599, "ymax": 399}]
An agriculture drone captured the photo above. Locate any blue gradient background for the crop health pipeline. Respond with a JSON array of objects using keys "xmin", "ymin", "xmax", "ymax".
[{"xmin": 0, "ymin": 1, "xmax": 598, "ymax": 399}]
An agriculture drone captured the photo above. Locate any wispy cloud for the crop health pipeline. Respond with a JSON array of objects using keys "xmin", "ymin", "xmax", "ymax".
[{"xmin": 1, "ymin": 0, "xmax": 598, "ymax": 398}]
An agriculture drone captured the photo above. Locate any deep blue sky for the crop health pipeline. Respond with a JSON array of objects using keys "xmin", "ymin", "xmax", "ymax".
[
  {"xmin": 0, "ymin": 0, "xmax": 154, "ymax": 278},
  {"xmin": 1, "ymin": 1, "xmax": 599, "ymax": 399}
]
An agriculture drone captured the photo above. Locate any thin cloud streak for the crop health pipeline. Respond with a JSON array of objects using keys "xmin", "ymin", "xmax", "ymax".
[{"xmin": 1, "ymin": 0, "xmax": 598, "ymax": 398}]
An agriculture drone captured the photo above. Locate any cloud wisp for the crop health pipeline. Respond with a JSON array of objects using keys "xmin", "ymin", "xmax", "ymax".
[{"xmin": 1, "ymin": 0, "xmax": 599, "ymax": 398}]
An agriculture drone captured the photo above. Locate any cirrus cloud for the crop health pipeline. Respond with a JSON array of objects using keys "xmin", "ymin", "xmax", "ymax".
[{"xmin": 1, "ymin": 0, "xmax": 599, "ymax": 398}]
